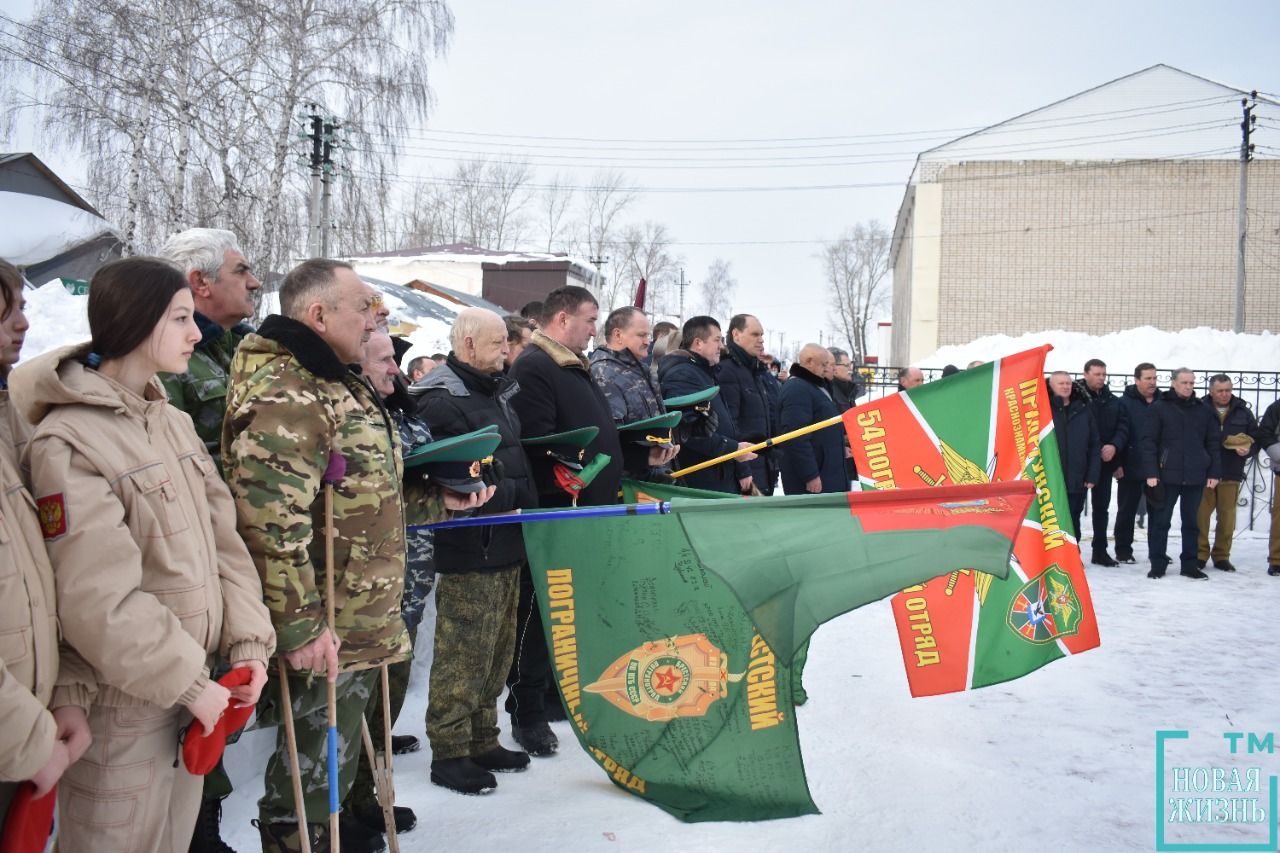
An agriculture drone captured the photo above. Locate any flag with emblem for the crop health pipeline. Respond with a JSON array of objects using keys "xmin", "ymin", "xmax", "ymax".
[
  {"xmin": 842, "ymin": 345, "xmax": 1102, "ymax": 698},
  {"xmin": 521, "ymin": 478, "xmax": 1035, "ymax": 821}
]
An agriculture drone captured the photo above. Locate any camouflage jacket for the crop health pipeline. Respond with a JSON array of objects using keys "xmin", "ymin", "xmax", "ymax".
[
  {"xmin": 222, "ymin": 316, "xmax": 446, "ymax": 668},
  {"xmin": 161, "ymin": 313, "xmax": 253, "ymax": 465},
  {"xmin": 588, "ymin": 346, "xmax": 665, "ymax": 423}
]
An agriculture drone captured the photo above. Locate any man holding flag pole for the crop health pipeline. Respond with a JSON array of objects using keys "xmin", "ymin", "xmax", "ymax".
[{"xmin": 223, "ymin": 260, "xmax": 491, "ymax": 852}]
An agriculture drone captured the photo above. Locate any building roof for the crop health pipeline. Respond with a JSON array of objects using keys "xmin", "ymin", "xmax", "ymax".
[
  {"xmin": 891, "ymin": 64, "xmax": 1279, "ymax": 262},
  {"xmin": 0, "ymin": 152, "xmax": 103, "ymax": 217},
  {"xmin": 911, "ymin": 65, "xmax": 1277, "ymax": 179},
  {"xmin": 347, "ymin": 241, "xmax": 586, "ymax": 267}
]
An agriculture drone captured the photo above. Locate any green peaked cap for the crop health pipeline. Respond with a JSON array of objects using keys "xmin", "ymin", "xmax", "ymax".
[
  {"xmin": 521, "ymin": 426, "xmax": 600, "ymax": 449},
  {"xmin": 662, "ymin": 386, "xmax": 719, "ymax": 409},
  {"xmin": 404, "ymin": 427, "xmax": 502, "ymax": 470},
  {"xmin": 618, "ymin": 410, "xmax": 681, "ymax": 446},
  {"xmin": 618, "ymin": 411, "xmax": 681, "ymax": 432}
]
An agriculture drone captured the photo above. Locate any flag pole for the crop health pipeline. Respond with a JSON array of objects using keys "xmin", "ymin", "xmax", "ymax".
[
  {"xmin": 669, "ymin": 414, "xmax": 844, "ymax": 480},
  {"xmin": 410, "ymin": 501, "xmax": 672, "ymax": 532}
]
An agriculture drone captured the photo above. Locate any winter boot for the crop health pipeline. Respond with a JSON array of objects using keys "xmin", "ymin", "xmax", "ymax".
[
  {"xmin": 1213, "ymin": 559, "xmax": 1236, "ymax": 572},
  {"xmin": 351, "ymin": 804, "xmax": 417, "ymax": 835},
  {"xmin": 1195, "ymin": 559, "xmax": 1207, "ymax": 569},
  {"xmin": 430, "ymin": 757, "xmax": 498, "ymax": 795},
  {"xmin": 254, "ymin": 819, "xmax": 329, "ymax": 853},
  {"xmin": 338, "ymin": 812, "xmax": 387, "ymax": 853},
  {"xmin": 473, "ymin": 745, "xmax": 530, "ymax": 773},
  {"xmin": 188, "ymin": 796, "xmax": 235, "ymax": 853},
  {"xmin": 1117, "ymin": 553, "xmax": 1137, "ymax": 564},
  {"xmin": 1091, "ymin": 552, "xmax": 1119, "ymax": 567},
  {"xmin": 1147, "ymin": 566, "xmax": 1166, "ymax": 579},
  {"xmin": 512, "ymin": 719, "xmax": 558, "ymax": 757},
  {"xmin": 1180, "ymin": 567, "xmax": 1210, "ymax": 580},
  {"xmin": 1268, "ymin": 565, "xmax": 1280, "ymax": 576},
  {"xmin": 390, "ymin": 735, "xmax": 420, "ymax": 755}
]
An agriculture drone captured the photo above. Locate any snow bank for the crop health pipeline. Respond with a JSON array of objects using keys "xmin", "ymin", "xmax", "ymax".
[
  {"xmin": 18, "ymin": 278, "xmax": 458, "ymax": 369},
  {"xmin": 922, "ymin": 326, "xmax": 1280, "ymax": 373}
]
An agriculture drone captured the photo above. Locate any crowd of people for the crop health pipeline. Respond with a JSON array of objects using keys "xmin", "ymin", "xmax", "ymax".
[{"xmin": 1, "ymin": 229, "xmax": 1278, "ymax": 853}]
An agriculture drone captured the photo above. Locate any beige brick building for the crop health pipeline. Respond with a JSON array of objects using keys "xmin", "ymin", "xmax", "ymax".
[{"xmin": 890, "ymin": 65, "xmax": 1280, "ymax": 365}]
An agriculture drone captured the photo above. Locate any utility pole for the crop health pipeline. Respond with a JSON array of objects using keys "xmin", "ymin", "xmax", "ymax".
[
  {"xmin": 320, "ymin": 118, "xmax": 339, "ymax": 258},
  {"xmin": 305, "ymin": 107, "xmax": 324, "ymax": 258},
  {"xmin": 677, "ymin": 267, "xmax": 688, "ymax": 321},
  {"xmin": 1234, "ymin": 92, "xmax": 1257, "ymax": 333}
]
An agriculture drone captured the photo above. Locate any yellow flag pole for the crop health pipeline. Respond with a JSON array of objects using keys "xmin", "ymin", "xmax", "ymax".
[{"xmin": 669, "ymin": 413, "xmax": 845, "ymax": 479}]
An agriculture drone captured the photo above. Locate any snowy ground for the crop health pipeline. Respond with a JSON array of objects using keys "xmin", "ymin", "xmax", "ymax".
[{"xmin": 222, "ymin": 516, "xmax": 1280, "ymax": 853}]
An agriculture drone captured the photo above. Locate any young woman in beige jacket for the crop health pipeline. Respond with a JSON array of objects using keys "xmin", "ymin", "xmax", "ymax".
[
  {"xmin": 0, "ymin": 259, "xmax": 90, "ymax": 825},
  {"xmin": 10, "ymin": 257, "xmax": 277, "ymax": 853}
]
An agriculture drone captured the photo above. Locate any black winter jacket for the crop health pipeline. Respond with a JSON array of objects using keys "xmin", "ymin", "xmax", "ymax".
[
  {"xmin": 1050, "ymin": 382, "xmax": 1101, "ymax": 493},
  {"xmin": 1116, "ymin": 384, "xmax": 1157, "ymax": 479},
  {"xmin": 778, "ymin": 364, "xmax": 846, "ymax": 494},
  {"xmin": 718, "ymin": 341, "xmax": 778, "ymax": 492},
  {"xmin": 1082, "ymin": 382, "xmax": 1128, "ymax": 470},
  {"xmin": 411, "ymin": 355, "xmax": 537, "ymax": 572},
  {"xmin": 1140, "ymin": 389, "xmax": 1221, "ymax": 485},
  {"xmin": 1258, "ymin": 399, "xmax": 1280, "ymax": 454},
  {"xmin": 658, "ymin": 350, "xmax": 748, "ymax": 493},
  {"xmin": 1201, "ymin": 394, "xmax": 1258, "ymax": 481},
  {"xmin": 509, "ymin": 333, "xmax": 626, "ymax": 507}
]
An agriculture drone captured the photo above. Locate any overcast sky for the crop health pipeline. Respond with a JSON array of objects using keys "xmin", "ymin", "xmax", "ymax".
[{"xmin": 3, "ymin": 0, "xmax": 1277, "ymax": 359}]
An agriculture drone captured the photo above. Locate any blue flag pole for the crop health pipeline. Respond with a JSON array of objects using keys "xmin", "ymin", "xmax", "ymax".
[{"xmin": 409, "ymin": 501, "xmax": 672, "ymax": 532}]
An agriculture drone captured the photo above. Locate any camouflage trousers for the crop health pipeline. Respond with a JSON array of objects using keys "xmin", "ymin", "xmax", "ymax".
[
  {"xmin": 257, "ymin": 667, "xmax": 378, "ymax": 826},
  {"xmin": 427, "ymin": 565, "xmax": 520, "ymax": 760},
  {"xmin": 349, "ymin": 532, "xmax": 434, "ymax": 811},
  {"xmin": 401, "ymin": 528, "xmax": 436, "ymax": 639}
]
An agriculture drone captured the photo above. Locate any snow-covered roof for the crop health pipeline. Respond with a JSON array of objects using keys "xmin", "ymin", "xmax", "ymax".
[
  {"xmin": 0, "ymin": 191, "xmax": 120, "ymax": 267},
  {"xmin": 345, "ymin": 242, "xmax": 596, "ymax": 271},
  {"xmin": 910, "ymin": 65, "xmax": 1278, "ymax": 182}
]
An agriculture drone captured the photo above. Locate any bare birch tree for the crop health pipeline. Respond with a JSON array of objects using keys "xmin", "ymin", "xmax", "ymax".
[
  {"xmin": 616, "ymin": 221, "xmax": 680, "ymax": 318},
  {"xmin": 2, "ymin": 0, "xmax": 454, "ymax": 270},
  {"xmin": 700, "ymin": 258, "xmax": 737, "ymax": 320},
  {"xmin": 538, "ymin": 172, "xmax": 575, "ymax": 252},
  {"xmin": 821, "ymin": 220, "xmax": 891, "ymax": 364}
]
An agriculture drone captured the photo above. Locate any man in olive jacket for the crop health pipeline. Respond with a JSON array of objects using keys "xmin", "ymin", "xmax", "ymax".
[
  {"xmin": 1195, "ymin": 374, "xmax": 1258, "ymax": 572},
  {"xmin": 223, "ymin": 260, "xmax": 485, "ymax": 849}
]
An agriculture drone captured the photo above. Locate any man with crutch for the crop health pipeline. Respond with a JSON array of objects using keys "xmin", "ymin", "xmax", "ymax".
[{"xmin": 223, "ymin": 260, "xmax": 489, "ymax": 852}]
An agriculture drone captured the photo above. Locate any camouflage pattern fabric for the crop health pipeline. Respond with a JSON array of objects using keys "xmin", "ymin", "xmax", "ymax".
[
  {"xmin": 427, "ymin": 566, "xmax": 520, "ymax": 760},
  {"xmin": 588, "ymin": 346, "xmax": 665, "ymax": 423},
  {"xmin": 390, "ymin": 404, "xmax": 437, "ymax": 638},
  {"xmin": 349, "ymin": 530, "xmax": 432, "ymax": 813},
  {"xmin": 256, "ymin": 668, "xmax": 377, "ymax": 826},
  {"xmin": 222, "ymin": 322, "xmax": 447, "ymax": 667},
  {"xmin": 160, "ymin": 314, "xmax": 251, "ymax": 466}
]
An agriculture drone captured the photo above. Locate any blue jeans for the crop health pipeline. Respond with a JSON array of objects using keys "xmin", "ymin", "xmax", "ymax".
[{"xmin": 1146, "ymin": 483, "xmax": 1205, "ymax": 570}]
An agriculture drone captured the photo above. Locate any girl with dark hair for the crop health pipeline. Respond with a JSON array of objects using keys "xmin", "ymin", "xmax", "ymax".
[{"xmin": 8, "ymin": 256, "xmax": 276, "ymax": 852}]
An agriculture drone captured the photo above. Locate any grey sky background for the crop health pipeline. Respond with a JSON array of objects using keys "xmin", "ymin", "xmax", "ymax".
[{"xmin": 3, "ymin": 0, "xmax": 1277, "ymax": 358}]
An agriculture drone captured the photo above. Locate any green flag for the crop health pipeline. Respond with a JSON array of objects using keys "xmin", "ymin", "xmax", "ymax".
[{"xmin": 522, "ymin": 479, "xmax": 1035, "ymax": 821}]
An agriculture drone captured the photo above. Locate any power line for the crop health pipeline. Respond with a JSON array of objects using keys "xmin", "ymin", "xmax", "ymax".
[
  {"xmin": 378, "ymin": 94, "xmax": 1243, "ymax": 146},
  {"xmin": 344, "ymin": 147, "xmax": 1242, "ymax": 194},
  {"xmin": 353, "ymin": 119, "xmax": 1241, "ymax": 170}
]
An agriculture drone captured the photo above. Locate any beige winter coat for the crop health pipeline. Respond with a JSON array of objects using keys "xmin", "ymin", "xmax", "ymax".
[
  {"xmin": 0, "ymin": 390, "xmax": 58, "ymax": 782},
  {"xmin": 9, "ymin": 344, "xmax": 275, "ymax": 713}
]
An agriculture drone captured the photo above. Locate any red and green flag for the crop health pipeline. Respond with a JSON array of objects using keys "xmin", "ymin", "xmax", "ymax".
[
  {"xmin": 842, "ymin": 345, "xmax": 1102, "ymax": 698},
  {"xmin": 521, "ymin": 479, "xmax": 1035, "ymax": 821}
]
